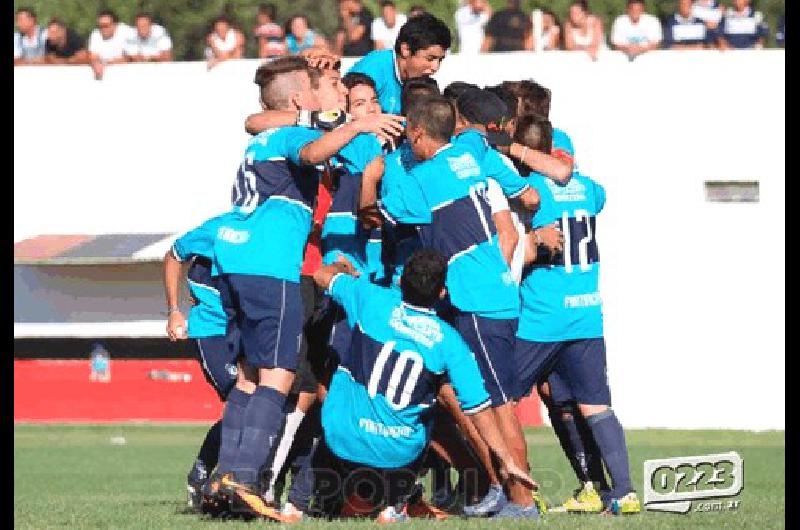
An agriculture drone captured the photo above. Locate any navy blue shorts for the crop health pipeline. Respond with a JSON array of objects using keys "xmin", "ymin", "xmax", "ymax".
[
  {"xmin": 514, "ymin": 337, "xmax": 610, "ymax": 406},
  {"xmin": 194, "ymin": 335, "xmax": 239, "ymax": 401},
  {"xmin": 545, "ymin": 371, "xmax": 574, "ymax": 406},
  {"xmin": 218, "ymin": 273, "xmax": 303, "ymax": 371},
  {"xmin": 451, "ymin": 313, "xmax": 518, "ymax": 407}
]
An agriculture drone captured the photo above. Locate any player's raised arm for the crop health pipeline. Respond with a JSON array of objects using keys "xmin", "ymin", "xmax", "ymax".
[{"xmin": 299, "ymin": 113, "xmax": 404, "ymax": 166}]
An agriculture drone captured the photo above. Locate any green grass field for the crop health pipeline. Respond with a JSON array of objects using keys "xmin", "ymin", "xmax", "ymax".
[{"xmin": 14, "ymin": 424, "xmax": 784, "ymax": 529}]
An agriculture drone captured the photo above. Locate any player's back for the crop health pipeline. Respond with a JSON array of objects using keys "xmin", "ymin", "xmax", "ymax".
[
  {"xmin": 322, "ymin": 274, "xmax": 487, "ymax": 468},
  {"xmin": 518, "ymin": 172, "xmax": 606, "ymax": 341}
]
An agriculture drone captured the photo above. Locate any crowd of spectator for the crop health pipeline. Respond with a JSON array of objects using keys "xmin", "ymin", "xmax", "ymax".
[{"xmin": 13, "ymin": 0, "xmax": 784, "ymax": 78}]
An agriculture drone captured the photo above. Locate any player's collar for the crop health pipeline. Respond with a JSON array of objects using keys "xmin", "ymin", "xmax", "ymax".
[
  {"xmin": 433, "ymin": 143, "xmax": 453, "ymax": 157},
  {"xmin": 401, "ymin": 301, "xmax": 437, "ymax": 315}
]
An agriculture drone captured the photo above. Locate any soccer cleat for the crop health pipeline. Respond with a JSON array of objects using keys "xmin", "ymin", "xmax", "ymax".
[
  {"xmin": 187, "ymin": 482, "xmax": 203, "ymax": 512},
  {"xmin": 430, "ymin": 484, "xmax": 458, "ymax": 513},
  {"xmin": 221, "ymin": 475, "xmax": 294, "ymax": 522},
  {"xmin": 376, "ymin": 505, "xmax": 409, "ymax": 523},
  {"xmin": 462, "ymin": 484, "xmax": 507, "ymax": 517},
  {"xmin": 492, "ymin": 502, "xmax": 540, "ymax": 519},
  {"xmin": 532, "ymin": 490, "xmax": 549, "ymax": 515},
  {"xmin": 278, "ymin": 501, "xmax": 305, "ymax": 523},
  {"xmin": 605, "ymin": 492, "xmax": 641, "ymax": 515},
  {"xmin": 563, "ymin": 481, "xmax": 603, "ymax": 514}
]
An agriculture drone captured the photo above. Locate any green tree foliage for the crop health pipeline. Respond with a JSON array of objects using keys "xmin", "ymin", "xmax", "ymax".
[{"xmin": 14, "ymin": 0, "xmax": 786, "ymax": 59}]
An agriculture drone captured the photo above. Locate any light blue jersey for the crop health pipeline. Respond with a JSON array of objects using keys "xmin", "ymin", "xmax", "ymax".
[
  {"xmin": 517, "ymin": 172, "xmax": 606, "ymax": 341},
  {"xmin": 214, "ymin": 126, "xmax": 322, "ymax": 281},
  {"xmin": 552, "ymin": 126, "xmax": 577, "ymax": 172},
  {"xmin": 347, "ymin": 49, "xmax": 403, "ymax": 115},
  {"xmin": 172, "ymin": 213, "xmax": 234, "ymax": 338},
  {"xmin": 380, "ymin": 143, "xmax": 519, "ymax": 319},
  {"xmin": 453, "ymin": 128, "xmax": 530, "ymax": 198},
  {"xmin": 321, "ymin": 133, "xmax": 384, "ymax": 274},
  {"xmin": 322, "ymin": 274, "xmax": 491, "ymax": 468},
  {"xmin": 379, "ymin": 140, "xmax": 422, "ymax": 286}
]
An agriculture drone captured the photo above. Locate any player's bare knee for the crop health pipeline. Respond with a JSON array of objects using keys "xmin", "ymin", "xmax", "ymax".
[{"xmin": 578, "ymin": 403, "xmax": 608, "ymax": 418}]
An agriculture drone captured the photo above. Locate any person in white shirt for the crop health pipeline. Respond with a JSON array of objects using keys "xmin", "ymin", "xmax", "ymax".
[
  {"xmin": 14, "ymin": 7, "xmax": 48, "ymax": 65},
  {"xmin": 371, "ymin": 0, "xmax": 408, "ymax": 50},
  {"xmin": 455, "ymin": 0, "xmax": 492, "ymax": 54},
  {"xmin": 692, "ymin": 0, "xmax": 723, "ymax": 31},
  {"xmin": 125, "ymin": 12, "xmax": 173, "ymax": 62},
  {"xmin": 88, "ymin": 9, "xmax": 136, "ymax": 80},
  {"xmin": 610, "ymin": 0, "xmax": 663, "ymax": 61},
  {"xmin": 205, "ymin": 15, "xmax": 245, "ymax": 70}
]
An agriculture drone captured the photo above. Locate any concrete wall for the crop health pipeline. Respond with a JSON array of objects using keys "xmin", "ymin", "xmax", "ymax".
[{"xmin": 14, "ymin": 50, "xmax": 784, "ymax": 429}]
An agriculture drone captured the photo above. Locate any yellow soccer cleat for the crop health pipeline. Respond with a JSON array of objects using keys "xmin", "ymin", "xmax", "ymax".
[
  {"xmin": 563, "ymin": 482, "xmax": 604, "ymax": 514},
  {"xmin": 608, "ymin": 492, "xmax": 641, "ymax": 515},
  {"xmin": 531, "ymin": 491, "xmax": 548, "ymax": 515}
]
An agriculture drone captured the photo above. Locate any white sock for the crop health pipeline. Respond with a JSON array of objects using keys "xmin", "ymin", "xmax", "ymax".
[{"xmin": 265, "ymin": 408, "xmax": 306, "ymax": 499}]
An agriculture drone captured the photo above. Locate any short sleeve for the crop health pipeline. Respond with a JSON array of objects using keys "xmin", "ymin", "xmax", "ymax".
[
  {"xmin": 328, "ymin": 273, "xmax": 379, "ymax": 325},
  {"xmin": 593, "ymin": 179, "xmax": 606, "ymax": 214},
  {"xmin": 338, "ymin": 133, "xmax": 382, "ymax": 174},
  {"xmin": 610, "ymin": 17, "xmax": 624, "ymax": 46},
  {"xmin": 158, "ymin": 32, "xmax": 173, "ymax": 52},
  {"xmin": 443, "ymin": 334, "xmax": 491, "ymax": 414},
  {"xmin": 486, "ymin": 177, "xmax": 510, "ymax": 214},
  {"xmin": 172, "ymin": 216, "xmax": 221, "ymax": 261},
  {"xmin": 279, "ymin": 126, "xmax": 324, "ymax": 165},
  {"xmin": 379, "ymin": 166, "xmax": 432, "ymax": 224},
  {"xmin": 484, "ymin": 150, "xmax": 529, "ymax": 198},
  {"xmin": 88, "ymin": 30, "xmax": 101, "ymax": 54},
  {"xmin": 14, "ymin": 34, "xmax": 22, "ymax": 59}
]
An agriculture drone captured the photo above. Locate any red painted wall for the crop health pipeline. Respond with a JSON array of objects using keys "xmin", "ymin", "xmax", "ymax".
[{"xmin": 14, "ymin": 359, "xmax": 542, "ymax": 425}]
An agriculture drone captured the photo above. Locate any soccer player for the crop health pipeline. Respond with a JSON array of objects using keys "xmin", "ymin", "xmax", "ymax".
[
  {"xmin": 514, "ymin": 116, "xmax": 641, "ymax": 515},
  {"xmin": 511, "ymin": 113, "xmax": 609, "ymax": 513},
  {"xmin": 163, "ymin": 212, "xmax": 242, "ymax": 512},
  {"xmin": 346, "ymin": 13, "xmax": 451, "ymax": 114},
  {"xmin": 311, "ymin": 249, "xmax": 536, "ymax": 521},
  {"xmin": 365, "ymin": 95, "xmax": 561, "ymax": 519},
  {"xmin": 210, "ymin": 56, "xmax": 403, "ymax": 518}
]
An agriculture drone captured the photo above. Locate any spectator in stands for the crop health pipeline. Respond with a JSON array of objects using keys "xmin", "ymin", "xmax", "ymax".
[
  {"xmin": 44, "ymin": 18, "xmax": 89, "ymax": 65},
  {"xmin": 455, "ymin": 0, "xmax": 493, "ymax": 55},
  {"xmin": 204, "ymin": 15, "xmax": 245, "ymax": 70},
  {"xmin": 409, "ymin": 6, "xmax": 428, "ymax": 18},
  {"xmin": 482, "ymin": 0, "xmax": 532, "ymax": 52},
  {"xmin": 664, "ymin": 0, "xmax": 714, "ymax": 50},
  {"xmin": 716, "ymin": 0, "xmax": 769, "ymax": 50},
  {"xmin": 14, "ymin": 7, "xmax": 48, "ymax": 65},
  {"xmin": 610, "ymin": 0, "xmax": 663, "ymax": 61},
  {"xmin": 254, "ymin": 3, "xmax": 286, "ymax": 58},
  {"xmin": 336, "ymin": 0, "xmax": 375, "ymax": 57},
  {"xmin": 563, "ymin": 1, "xmax": 605, "ymax": 60},
  {"xmin": 88, "ymin": 10, "xmax": 136, "ymax": 80},
  {"xmin": 776, "ymin": 16, "xmax": 784, "ymax": 48},
  {"xmin": 532, "ymin": 9, "xmax": 561, "ymax": 51},
  {"xmin": 372, "ymin": 1, "xmax": 407, "ymax": 51},
  {"xmin": 125, "ymin": 12, "xmax": 173, "ymax": 62},
  {"xmin": 692, "ymin": 0, "xmax": 724, "ymax": 32},
  {"xmin": 285, "ymin": 15, "xmax": 329, "ymax": 54}
]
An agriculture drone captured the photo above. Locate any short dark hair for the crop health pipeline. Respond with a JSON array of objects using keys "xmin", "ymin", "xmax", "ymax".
[
  {"xmin": 16, "ymin": 7, "xmax": 36, "ymax": 19},
  {"xmin": 342, "ymin": 72, "xmax": 376, "ymax": 92},
  {"xmin": 47, "ymin": 18, "xmax": 66, "ymax": 29},
  {"xmin": 395, "ymin": 13, "xmax": 451, "ymax": 54},
  {"xmin": 502, "ymin": 80, "xmax": 551, "ymax": 117},
  {"xmin": 97, "ymin": 9, "xmax": 119, "ymax": 23},
  {"xmin": 514, "ymin": 113, "xmax": 553, "ymax": 155},
  {"xmin": 254, "ymin": 56, "xmax": 310, "ymax": 109},
  {"xmin": 485, "ymin": 84, "xmax": 518, "ymax": 118},
  {"xmin": 627, "ymin": 0, "xmax": 645, "ymax": 5},
  {"xmin": 408, "ymin": 5, "xmax": 427, "ymax": 17},
  {"xmin": 401, "ymin": 249, "xmax": 448, "ymax": 308},
  {"xmin": 214, "ymin": 14, "xmax": 231, "ymax": 25},
  {"xmin": 285, "ymin": 14, "xmax": 308, "ymax": 35},
  {"xmin": 381, "ymin": 0, "xmax": 396, "ymax": 8},
  {"xmin": 135, "ymin": 12, "xmax": 153, "ymax": 22},
  {"xmin": 401, "ymin": 76, "xmax": 440, "ymax": 115},
  {"xmin": 406, "ymin": 95, "xmax": 455, "ymax": 142},
  {"xmin": 443, "ymin": 81, "xmax": 479, "ymax": 103},
  {"xmin": 258, "ymin": 3, "xmax": 277, "ymax": 20}
]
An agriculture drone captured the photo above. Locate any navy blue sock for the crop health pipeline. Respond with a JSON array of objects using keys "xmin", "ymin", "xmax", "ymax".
[
  {"xmin": 576, "ymin": 411, "xmax": 610, "ymax": 490},
  {"xmin": 287, "ymin": 437, "xmax": 319, "ymax": 511},
  {"xmin": 587, "ymin": 409, "xmax": 633, "ymax": 497},
  {"xmin": 197, "ymin": 420, "xmax": 222, "ymax": 472},
  {"xmin": 216, "ymin": 387, "xmax": 251, "ymax": 475},
  {"xmin": 548, "ymin": 404, "xmax": 590, "ymax": 484},
  {"xmin": 231, "ymin": 385, "xmax": 287, "ymax": 488}
]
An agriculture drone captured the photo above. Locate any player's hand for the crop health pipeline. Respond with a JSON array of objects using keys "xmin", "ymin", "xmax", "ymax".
[
  {"xmin": 535, "ymin": 224, "xmax": 564, "ymax": 254},
  {"xmin": 500, "ymin": 460, "xmax": 539, "ymax": 491},
  {"xmin": 167, "ymin": 311, "xmax": 188, "ymax": 341},
  {"xmin": 354, "ymin": 113, "xmax": 405, "ymax": 139},
  {"xmin": 336, "ymin": 255, "xmax": 361, "ymax": 277},
  {"xmin": 301, "ymin": 49, "xmax": 341, "ymax": 70},
  {"xmin": 357, "ymin": 204, "xmax": 383, "ymax": 229}
]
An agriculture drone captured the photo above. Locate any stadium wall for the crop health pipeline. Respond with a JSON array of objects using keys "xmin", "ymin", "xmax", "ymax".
[{"xmin": 14, "ymin": 50, "xmax": 784, "ymax": 430}]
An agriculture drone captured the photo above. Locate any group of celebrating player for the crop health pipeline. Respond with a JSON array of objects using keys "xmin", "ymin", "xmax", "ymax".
[{"xmin": 162, "ymin": 12, "xmax": 641, "ymax": 523}]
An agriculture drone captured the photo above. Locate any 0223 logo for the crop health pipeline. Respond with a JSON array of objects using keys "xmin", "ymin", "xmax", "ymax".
[{"xmin": 643, "ymin": 452, "xmax": 743, "ymax": 513}]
